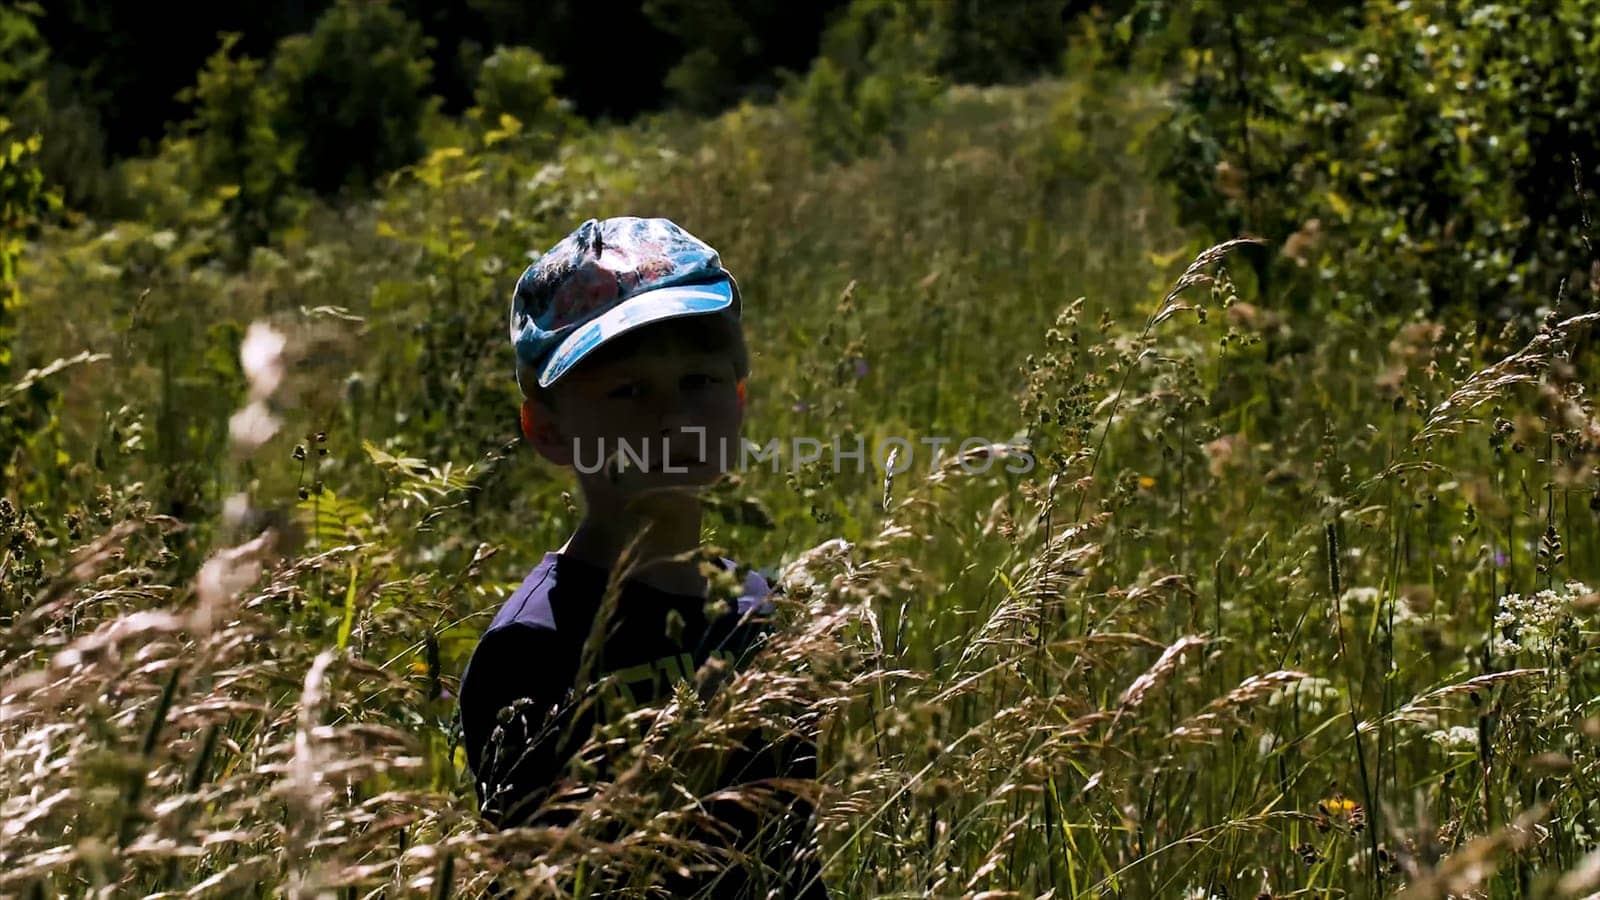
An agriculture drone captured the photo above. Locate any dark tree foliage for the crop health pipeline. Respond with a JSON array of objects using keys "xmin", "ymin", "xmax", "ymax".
[
  {"xmin": 935, "ymin": 0, "xmax": 1081, "ymax": 85},
  {"xmin": 641, "ymin": 0, "xmax": 845, "ymax": 113},
  {"xmin": 271, "ymin": 1, "xmax": 433, "ymax": 197},
  {"xmin": 31, "ymin": 0, "xmax": 1127, "ymax": 182},
  {"xmin": 1130, "ymin": 0, "xmax": 1600, "ymax": 315},
  {"xmin": 33, "ymin": 0, "xmax": 323, "ymax": 157},
  {"xmin": 34, "ymin": 0, "xmax": 848, "ymax": 159}
]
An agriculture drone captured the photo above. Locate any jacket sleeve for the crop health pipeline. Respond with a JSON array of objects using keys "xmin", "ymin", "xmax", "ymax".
[
  {"xmin": 727, "ymin": 726, "xmax": 830, "ymax": 899},
  {"xmin": 711, "ymin": 612, "xmax": 830, "ymax": 898},
  {"xmin": 459, "ymin": 624, "xmax": 580, "ymax": 830}
]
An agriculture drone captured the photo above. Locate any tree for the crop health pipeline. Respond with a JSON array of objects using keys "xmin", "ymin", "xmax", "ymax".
[
  {"xmin": 183, "ymin": 33, "xmax": 293, "ymax": 256},
  {"xmin": 790, "ymin": 0, "xmax": 948, "ymax": 161},
  {"xmin": 0, "ymin": 2, "xmax": 50, "ymax": 379},
  {"xmin": 470, "ymin": 45, "xmax": 575, "ymax": 141},
  {"xmin": 271, "ymin": 0, "xmax": 433, "ymax": 196},
  {"xmin": 643, "ymin": 0, "xmax": 844, "ymax": 114},
  {"xmin": 1131, "ymin": 0, "xmax": 1600, "ymax": 315},
  {"xmin": 932, "ymin": 0, "xmax": 1077, "ymax": 85}
]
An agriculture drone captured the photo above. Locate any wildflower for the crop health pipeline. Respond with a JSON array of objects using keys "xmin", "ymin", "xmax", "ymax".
[
  {"xmin": 1493, "ymin": 581, "xmax": 1590, "ymax": 656},
  {"xmin": 1427, "ymin": 725, "xmax": 1479, "ymax": 752},
  {"xmin": 1281, "ymin": 218, "xmax": 1322, "ymax": 267},
  {"xmin": 1267, "ymin": 676, "xmax": 1340, "ymax": 716},
  {"xmin": 1214, "ymin": 160, "xmax": 1246, "ymax": 202},
  {"xmin": 240, "ymin": 321, "xmax": 287, "ymax": 400},
  {"xmin": 1341, "ymin": 587, "xmax": 1428, "ymax": 632},
  {"xmin": 229, "ymin": 400, "xmax": 282, "ymax": 453},
  {"xmin": 1318, "ymin": 796, "xmax": 1367, "ymax": 833},
  {"xmin": 1320, "ymin": 796, "xmax": 1359, "ymax": 817},
  {"xmin": 1204, "ymin": 434, "xmax": 1244, "ymax": 477},
  {"xmin": 1340, "ymin": 587, "xmax": 1381, "ymax": 607}
]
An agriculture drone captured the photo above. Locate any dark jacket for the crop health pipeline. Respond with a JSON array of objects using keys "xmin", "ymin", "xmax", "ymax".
[{"xmin": 459, "ymin": 551, "xmax": 829, "ymax": 898}]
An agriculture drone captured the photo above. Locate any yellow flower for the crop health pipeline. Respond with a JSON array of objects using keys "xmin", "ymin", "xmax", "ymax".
[
  {"xmin": 1320, "ymin": 797, "xmax": 1357, "ymax": 816},
  {"xmin": 1137, "ymin": 476, "xmax": 1156, "ymax": 489}
]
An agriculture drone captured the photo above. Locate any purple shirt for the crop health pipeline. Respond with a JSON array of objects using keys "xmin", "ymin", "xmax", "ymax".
[{"xmin": 458, "ymin": 551, "xmax": 828, "ymax": 898}]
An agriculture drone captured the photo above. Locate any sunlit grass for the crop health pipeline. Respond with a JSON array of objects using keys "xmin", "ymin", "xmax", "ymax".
[{"xmin": 3, "ymin": 67, "xmax": 1599, "ymax": 899}]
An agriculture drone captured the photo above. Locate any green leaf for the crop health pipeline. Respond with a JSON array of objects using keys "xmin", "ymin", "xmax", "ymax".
[{"xmin": 336, "ymin": 561, "xmax": 359, "ymax": 651}]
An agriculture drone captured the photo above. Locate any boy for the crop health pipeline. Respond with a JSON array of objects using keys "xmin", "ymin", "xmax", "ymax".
[{"xmin": 459, "ymin": 217, "xmax": 828, "ymax": 898}]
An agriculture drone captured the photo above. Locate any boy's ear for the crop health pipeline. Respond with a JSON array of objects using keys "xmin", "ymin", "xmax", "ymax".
[
  {"xmin": 519, "ymin": 399, "xmax": 539, "ymax": 444},
  {"xmin": 520, "ymin": 399, "xmax": 572, "ymax": 465},
  {"xmin": 735, "ymin": 378, "xmax": 746, "ymax": 413}
]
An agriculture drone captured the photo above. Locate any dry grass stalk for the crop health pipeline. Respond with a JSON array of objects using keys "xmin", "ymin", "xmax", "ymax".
[
  {"xmin": 1414, "ymin": 311, "xmax": 1600, "ymax": 443},
  {"xmin": 1109, "ymin": 635, "xmax": 1208, "ymax": 734},
  {"xmin": 1359, "ymin": 668, "xmax": 1546, "ymax": 734},
  {"xmin": 1168, "ymin": 670, "xmax": 1310, "ymax": 741},
  {"xmin": 1116, "ymin": 635, "xmax": 1208, "ymax": 710},
  {"xmin": 1400, "ymin": 805, "xmax": 1550, "ymax": 899}
]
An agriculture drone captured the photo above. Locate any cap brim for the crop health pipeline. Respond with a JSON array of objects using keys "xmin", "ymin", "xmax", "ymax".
[{"xmin": 537, "ymin": 279, "xmax": 736, "ymax": 388}]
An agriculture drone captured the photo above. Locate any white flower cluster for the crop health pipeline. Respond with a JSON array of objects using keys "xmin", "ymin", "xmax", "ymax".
[
  {"xmin": 1267, "ymin": 675, "xmax": 1342, "ymax": 716},
  {"xmin": 1341, "ymin": 586, "xmax": 1381, "ymax": 606},
  {"xmin": 1426, "ymin": 725, "xmax": 1479, "ymax": 752},
  {"xmin": 1340, "ymin": 586, "xmax": 1425, "ymax": 628},
  {"xmin": 1492, "ymin": 581, "xmax": 1592, "ymax": 657}
]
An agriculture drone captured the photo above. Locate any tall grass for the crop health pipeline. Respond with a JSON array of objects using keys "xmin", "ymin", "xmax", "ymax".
[{"xmin": 3, "ymin": 71, "xmax": 1599, "ymax": 898}]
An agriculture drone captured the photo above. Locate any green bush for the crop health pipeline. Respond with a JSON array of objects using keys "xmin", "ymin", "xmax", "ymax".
[
  {"xmin": 1133, "ymin": 0, "xmax": 1600, "ymax": 315},
  {"xmin": 643, "ymin": 0, "xmax": 831, "ymax": 115},
  {"xmin": 788, "ymin": 0, "xmax": 946, "ymax": 161},
  {"xmin": 0, "ymin": 1, "xmax": 45, "ymax": 95},
  {"xmin": 0, "ymin": 117, "xmax": 46, "ymax": 377},
  {"xmin": 931, "ymin": 0, "xmax": 1076, "ymax": 85},
  {"xmin": 10, "ymin": 52, "xmax": 1600, "ymax": 897},
  {"xmin": 468, "ymin": 45, "xmax": 576, "ymax": 149},
  {"xmin": 0, "ymin": 3, "xmax": 119, "ymax": 217},
  {"xmin": 0, "ymin": 112, "xmax": 66, "ymax": 504},
  {"xmin": 182, "ymin": 34, "xmax": 295, "ymax": 258},
  {"xmin": 18, "ymin": 71, "xmax": 118, "ymax": 216},
  {"xmin": 272, "ymin": 0, "xmax": 434, "ymax": 196}
]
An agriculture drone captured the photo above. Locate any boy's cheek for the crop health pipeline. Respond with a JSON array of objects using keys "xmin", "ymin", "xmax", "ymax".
[{"xmin": 705, "ymin": 389, "xmax": 743, "ymax": 423}]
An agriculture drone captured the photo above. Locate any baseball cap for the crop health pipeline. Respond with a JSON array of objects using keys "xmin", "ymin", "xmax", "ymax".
[{"xmin": 510, "ymin": 216, "xmax": 741, "ymax": 391}]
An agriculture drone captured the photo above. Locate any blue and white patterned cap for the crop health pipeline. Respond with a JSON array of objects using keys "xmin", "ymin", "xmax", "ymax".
[{"xmin": 510, "ymin": 216, "xmax": 741, "ymax": 390}]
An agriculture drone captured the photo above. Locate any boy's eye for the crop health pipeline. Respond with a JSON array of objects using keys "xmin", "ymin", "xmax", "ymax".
[
  {"xmin": 607, "ymin": 382, "xmax": 643, "ymax": 400},
  {"xmin": 681, "ymin": 373, "xmax": 721, "ymax": 390}
]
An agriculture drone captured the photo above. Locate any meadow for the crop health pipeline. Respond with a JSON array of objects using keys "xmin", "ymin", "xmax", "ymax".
[{"xmin": 3, "ymin": 39, "xmax": 1600, "ymax": 900}]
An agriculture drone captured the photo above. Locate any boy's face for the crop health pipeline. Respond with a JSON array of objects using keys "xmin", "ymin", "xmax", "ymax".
[{"xmin": 529, "ymin": 343, "xmax": 743, "ymax": 495}]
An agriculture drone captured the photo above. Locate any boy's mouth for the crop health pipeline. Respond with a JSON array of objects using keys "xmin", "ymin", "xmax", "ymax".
[
  {"xmin": 662, "ymin": 438, "xmax": 708, "ymax": 468},
  {"xmin": 599, "ymin": 436, "xmax": 717, "ymax": 473}
]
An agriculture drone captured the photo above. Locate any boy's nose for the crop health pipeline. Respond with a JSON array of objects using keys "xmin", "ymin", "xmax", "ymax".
[
  {"xmin": 655, "ymin": 391, "xmax": 695, "ymax": 433},
  {"xmin": 657, "ymin": 414, "xmax": 695, "ymax": 439}
]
